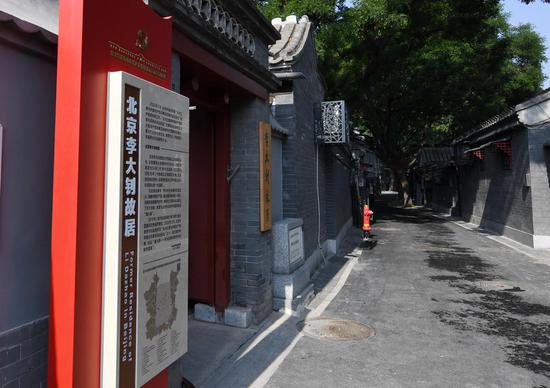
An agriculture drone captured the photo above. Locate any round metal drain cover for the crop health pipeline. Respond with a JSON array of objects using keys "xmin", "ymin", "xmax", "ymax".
[
  {"xmin": 476, "ymin": 281, "xmax": 524, "ymax": 292},
  {"xmin": 297, "ymin": 317, "xmax": 375, "ymax": 341}
]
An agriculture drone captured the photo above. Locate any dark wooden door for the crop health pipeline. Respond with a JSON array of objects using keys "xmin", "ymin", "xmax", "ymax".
[
  {"xmin": 189, "ymin": 108, "xmax": 216, "ymax": 304},
  {"xmin": 188, "ymin": 107, "xmax": 230, "ymax": 309}
]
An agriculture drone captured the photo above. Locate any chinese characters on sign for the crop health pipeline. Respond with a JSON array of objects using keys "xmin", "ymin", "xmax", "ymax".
[
  {"xmin": 259, "ymin": 122, "xmax": 272, "ymax": 232},
  {"xmin": 109, "ymin": 41, "xmax": 168, "ymax": 80},
  {"xmin": 102, "ymin": 72, "xmax": 189, "ymax": 388},
  {"xmin": 288, "ymin": 226, "xmax": 304, "ymax": 265},
  {"xmin": 118, "ymin": 84, "xmax": 141, "ymax": 386}
]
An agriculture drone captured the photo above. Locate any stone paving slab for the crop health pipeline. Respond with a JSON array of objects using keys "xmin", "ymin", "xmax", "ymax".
[
  {"xmin": 266, "ymin": 205, "xmax": 550, "ymax": 388},
  {"xmin": 171, "ymin": 226, "xmax": 365, "ymax": 387},
  {"xmin": 173, "ymin": 317, "xmax": 257, "ymax": 386}
]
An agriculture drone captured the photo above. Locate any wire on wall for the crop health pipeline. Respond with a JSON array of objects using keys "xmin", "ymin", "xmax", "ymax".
[{"xmin": 316, "ymin": 143, "xmax": 327, "ymax": 265}]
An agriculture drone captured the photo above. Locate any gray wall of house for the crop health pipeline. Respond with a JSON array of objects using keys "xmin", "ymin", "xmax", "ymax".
[
  {"xmin": 0, "ymin": 42, "xmax": 55, "ymax": 334},
  {"xmin": 272, "ymin": 136, "xmax": 283, "ymax": 223},
  {"xmin": 324, "ymin": 153, "xmax": 352, "ymax": 239},
  {"xmin": 274, "ymin": 48, "xmax": 328, "ymax": 258},
  {"xmin": 0, "ymin": 37, "xmax": 55, "ymax": 387},
  {"xmin": 271, "ymin": 31, "xmax": 352, "ymax": 256},
  {"xmin": 254, "ymin": 35, "xmax": 269, "ymax": 67},
  {"xmin": 527, "ymin": 124, "xmax": 550, "ymax": 242},
  {"xmin": 426, "ymin": 167, "xmax": 458, "ymax": 215},
  {"xmin": 459, "ymin": 129, "xmax": 534, "ymax": 245},
  {"xmin": 273, "ymin": 98, "xmax": 328, "ymax": 260},
  {"xmin": 284, "ymin": 92, "xmax": 328, "ymax": 258},
  {"xmin": 230, "ymin": 97, "xmax": 274, "ymax": 324}
]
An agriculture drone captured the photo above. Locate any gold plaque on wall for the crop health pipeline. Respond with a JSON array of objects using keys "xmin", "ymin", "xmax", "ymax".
[{"xmin": 259, "ymin": 121, "xmax": 272, "ymax": 232}]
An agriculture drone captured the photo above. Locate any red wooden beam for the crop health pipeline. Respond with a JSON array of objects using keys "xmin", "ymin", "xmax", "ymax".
[{"xmin": 172, "ymin": 29, "xmax": 268, "ymax": 100}]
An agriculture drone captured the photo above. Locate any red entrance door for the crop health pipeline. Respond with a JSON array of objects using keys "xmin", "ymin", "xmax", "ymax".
[{"xmin": 188, "ymin": 106, "xmax": 230, "ymax": 310}]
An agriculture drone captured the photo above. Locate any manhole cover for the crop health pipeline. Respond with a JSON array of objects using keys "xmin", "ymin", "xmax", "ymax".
[
  {"xmin": 297, "ymin": 317, "xmax": 375, "ymax": 341},
  {"xmin": 476, "ymin": 281, "xmax": 524, "ymax": 292}
]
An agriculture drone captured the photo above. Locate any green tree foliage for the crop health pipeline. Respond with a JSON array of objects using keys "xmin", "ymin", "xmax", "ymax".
[
  {"xmin": 502, "ymin": 24, "xmax": 547, "ymax": 102},
  {"xmin": 256, "ymin": 0, "xmax": 345, "ymax": 27},
  {"xmin": 258, "ymin": 0, "xmax": 546, "ymax": 205}
]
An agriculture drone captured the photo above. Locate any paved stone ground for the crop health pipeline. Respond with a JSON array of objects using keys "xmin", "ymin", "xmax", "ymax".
[
  {"xmin": 194, "ymin": 228, "xmax": 364, "ymax": 388},
  {"xmin": 266, "ymin": 204, "xmax": 550, "ymax": 388}
]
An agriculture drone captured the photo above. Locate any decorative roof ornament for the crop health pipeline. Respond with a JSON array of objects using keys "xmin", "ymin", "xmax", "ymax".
[
  {"xmin": 135, "ymin": 29, "xmax": 148, "ymax": 51},
  {"xmin": 269, "ymin": 15, "xmax": 311, "ymax": 67},
  {"xmin": 176, "ymin": 0, "xmax": 256, "ymax": 56}
]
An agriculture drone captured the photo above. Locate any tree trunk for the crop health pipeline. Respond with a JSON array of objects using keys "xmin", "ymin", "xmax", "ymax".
[
  {"xmin": 394, "ymin": 169, "xmax": 413, "ymax": 208},
  {"xmin": 388, "ymin": 173, "xmax": 395, "ymax": 192}
]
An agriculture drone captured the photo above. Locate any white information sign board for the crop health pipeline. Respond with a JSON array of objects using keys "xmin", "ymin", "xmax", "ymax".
[{"xmin": 101, "ymin": 71, "xmax": 189, "ymax": 388}]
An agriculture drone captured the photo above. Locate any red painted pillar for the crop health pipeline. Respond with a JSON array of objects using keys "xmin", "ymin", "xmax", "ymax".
[{"xmin": 48, "ymin": 1, "xmax": 172, "ymax": 386}]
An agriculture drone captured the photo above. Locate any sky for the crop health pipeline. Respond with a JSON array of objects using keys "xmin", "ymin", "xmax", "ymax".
[{"xmin": 502, "ymin": 0, "xmax": 550, "ymax": 88}]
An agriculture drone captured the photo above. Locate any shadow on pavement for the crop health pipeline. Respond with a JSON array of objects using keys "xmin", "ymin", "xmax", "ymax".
[
  {"xmin": 374, "ymin": 203, "xmax": 445, "ymax": 225},
  {"xmin": 368, "ymin": 196, "xmax": 550, "ymax": 379},
  {"xmin": 177, "ymin": 227, "xmax": 366, "ymax": 388},
  {"xmin": 411, "ymin": 206, "xmax": 550, "ymax": 379}
]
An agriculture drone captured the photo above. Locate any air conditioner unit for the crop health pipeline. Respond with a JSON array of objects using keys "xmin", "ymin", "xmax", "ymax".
[{"xmin": 314, "ymin": 101, "xmax": 348, "ymax": 144}]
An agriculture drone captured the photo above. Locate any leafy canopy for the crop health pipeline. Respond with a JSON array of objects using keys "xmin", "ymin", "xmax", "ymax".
[
  {"xmin": 258, "ymin": 0, "xmax": 546, "ymax": 202},
  {"xmin": 257, "ymin": 0, "xmax": 345, "ymax": 27}
]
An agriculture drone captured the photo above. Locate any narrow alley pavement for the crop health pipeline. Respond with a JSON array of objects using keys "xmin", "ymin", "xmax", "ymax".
[{"xmin": 264, "ymin": 204, "xmax": 550, "ymax": 388}]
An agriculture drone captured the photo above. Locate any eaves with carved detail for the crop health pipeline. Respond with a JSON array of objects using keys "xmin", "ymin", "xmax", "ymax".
[{"xmin": 150, "ymin": 0, "xmax": 280, "ymax": 92}]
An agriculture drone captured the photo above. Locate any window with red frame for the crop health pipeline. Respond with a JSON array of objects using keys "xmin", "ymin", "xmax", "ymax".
[
  {"xmin": 496, "ymin": 141, "xmax": 512, "ymax": 169},
  {"xmin": 472, "ymin": 148, "xmax": 486, "ymax": 171},
  {"xmin": 473, "ymin": 149, "xmax": 486, "ymax": 160}
]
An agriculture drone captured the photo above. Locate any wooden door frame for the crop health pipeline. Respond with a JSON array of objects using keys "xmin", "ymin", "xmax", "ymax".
[
  {"xmin": 174, "ymin": 36, "xmax": 234, "ymax": 311},
  {"xmin": 214, "ymin": 110, "xmax": 230, "ymax": 311},
  {"xmin": 186, "ymin": 95, "xmax": 231, "ymax": 310}
]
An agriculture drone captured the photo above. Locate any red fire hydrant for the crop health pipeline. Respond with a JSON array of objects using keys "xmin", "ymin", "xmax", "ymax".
[{"xmin": 363, "ymin": 204, "xmax": 374, "ymax": 238}]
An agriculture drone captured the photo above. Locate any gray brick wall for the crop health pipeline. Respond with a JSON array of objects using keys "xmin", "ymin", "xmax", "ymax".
[
  {"xmin": 0, "ymin": 38, "xmax": 54, "ymax": 388},
  {"xmin": 325, "ymin": 152, "xmax": 352, "ymax": 239},
  {"xmin": 0, "ymin": 317, "xmax": 48, "ymax": 388},
  {"xmin": 294, "ymin": 33, "xmax": 351, "ymax": 244},
  {"xmin": 527, "ymin": 124, "xmax": 550, "ymax": 237},
  {"xmin": 277, "ymin": 89, "xmax": 329, "ymax": 258},
  {"xmin": 273, "ymin": 96, "xmax": 328, "ymax": 256},
  {"xmin": 426, "ymin": 167, "xmax": 458, "ymax": 213},
  {"xmin": 272, "ymin": 31, "xmax": 352, "ymax": 258},
  {"xmin": 459, "ymin": 129, "xmax": 534, "ymax": 240},
  {"xmin": 230, "ymin": 24, "xmax": 353, "ymax": 322},
  {"xmin": 254, "ymin": 35, "xmax": 269, "ymax": 68},
  {"xmin": 230, "ymin": 97, "xmax": 274, "ymax": 324},
  {"xmin": 0, "ymin": 41, "xmax": 54, "ymax": 335}
]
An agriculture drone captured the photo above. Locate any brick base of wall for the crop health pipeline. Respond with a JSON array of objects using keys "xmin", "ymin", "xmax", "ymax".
[
  {"xmin": 0, "ymin": 317, "xmax": 48, "ymax": 387},
  {"xmin": 467, "ymin": 214, "xmax": 535, "ymax": 247},
  {"xmin": 325, "ymin": 217, "xmax": 353, "ymax": 256}
]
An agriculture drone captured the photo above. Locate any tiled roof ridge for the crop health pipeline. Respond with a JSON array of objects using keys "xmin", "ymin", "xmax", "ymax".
[{"xmin": 456, "ymin": 88, "xmax": 550, "ymax": 143}]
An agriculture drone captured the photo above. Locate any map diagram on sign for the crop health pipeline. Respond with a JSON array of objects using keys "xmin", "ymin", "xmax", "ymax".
[{"xmin": 144, "ymin": 265, "xmax": 180, "ymax": 340}]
